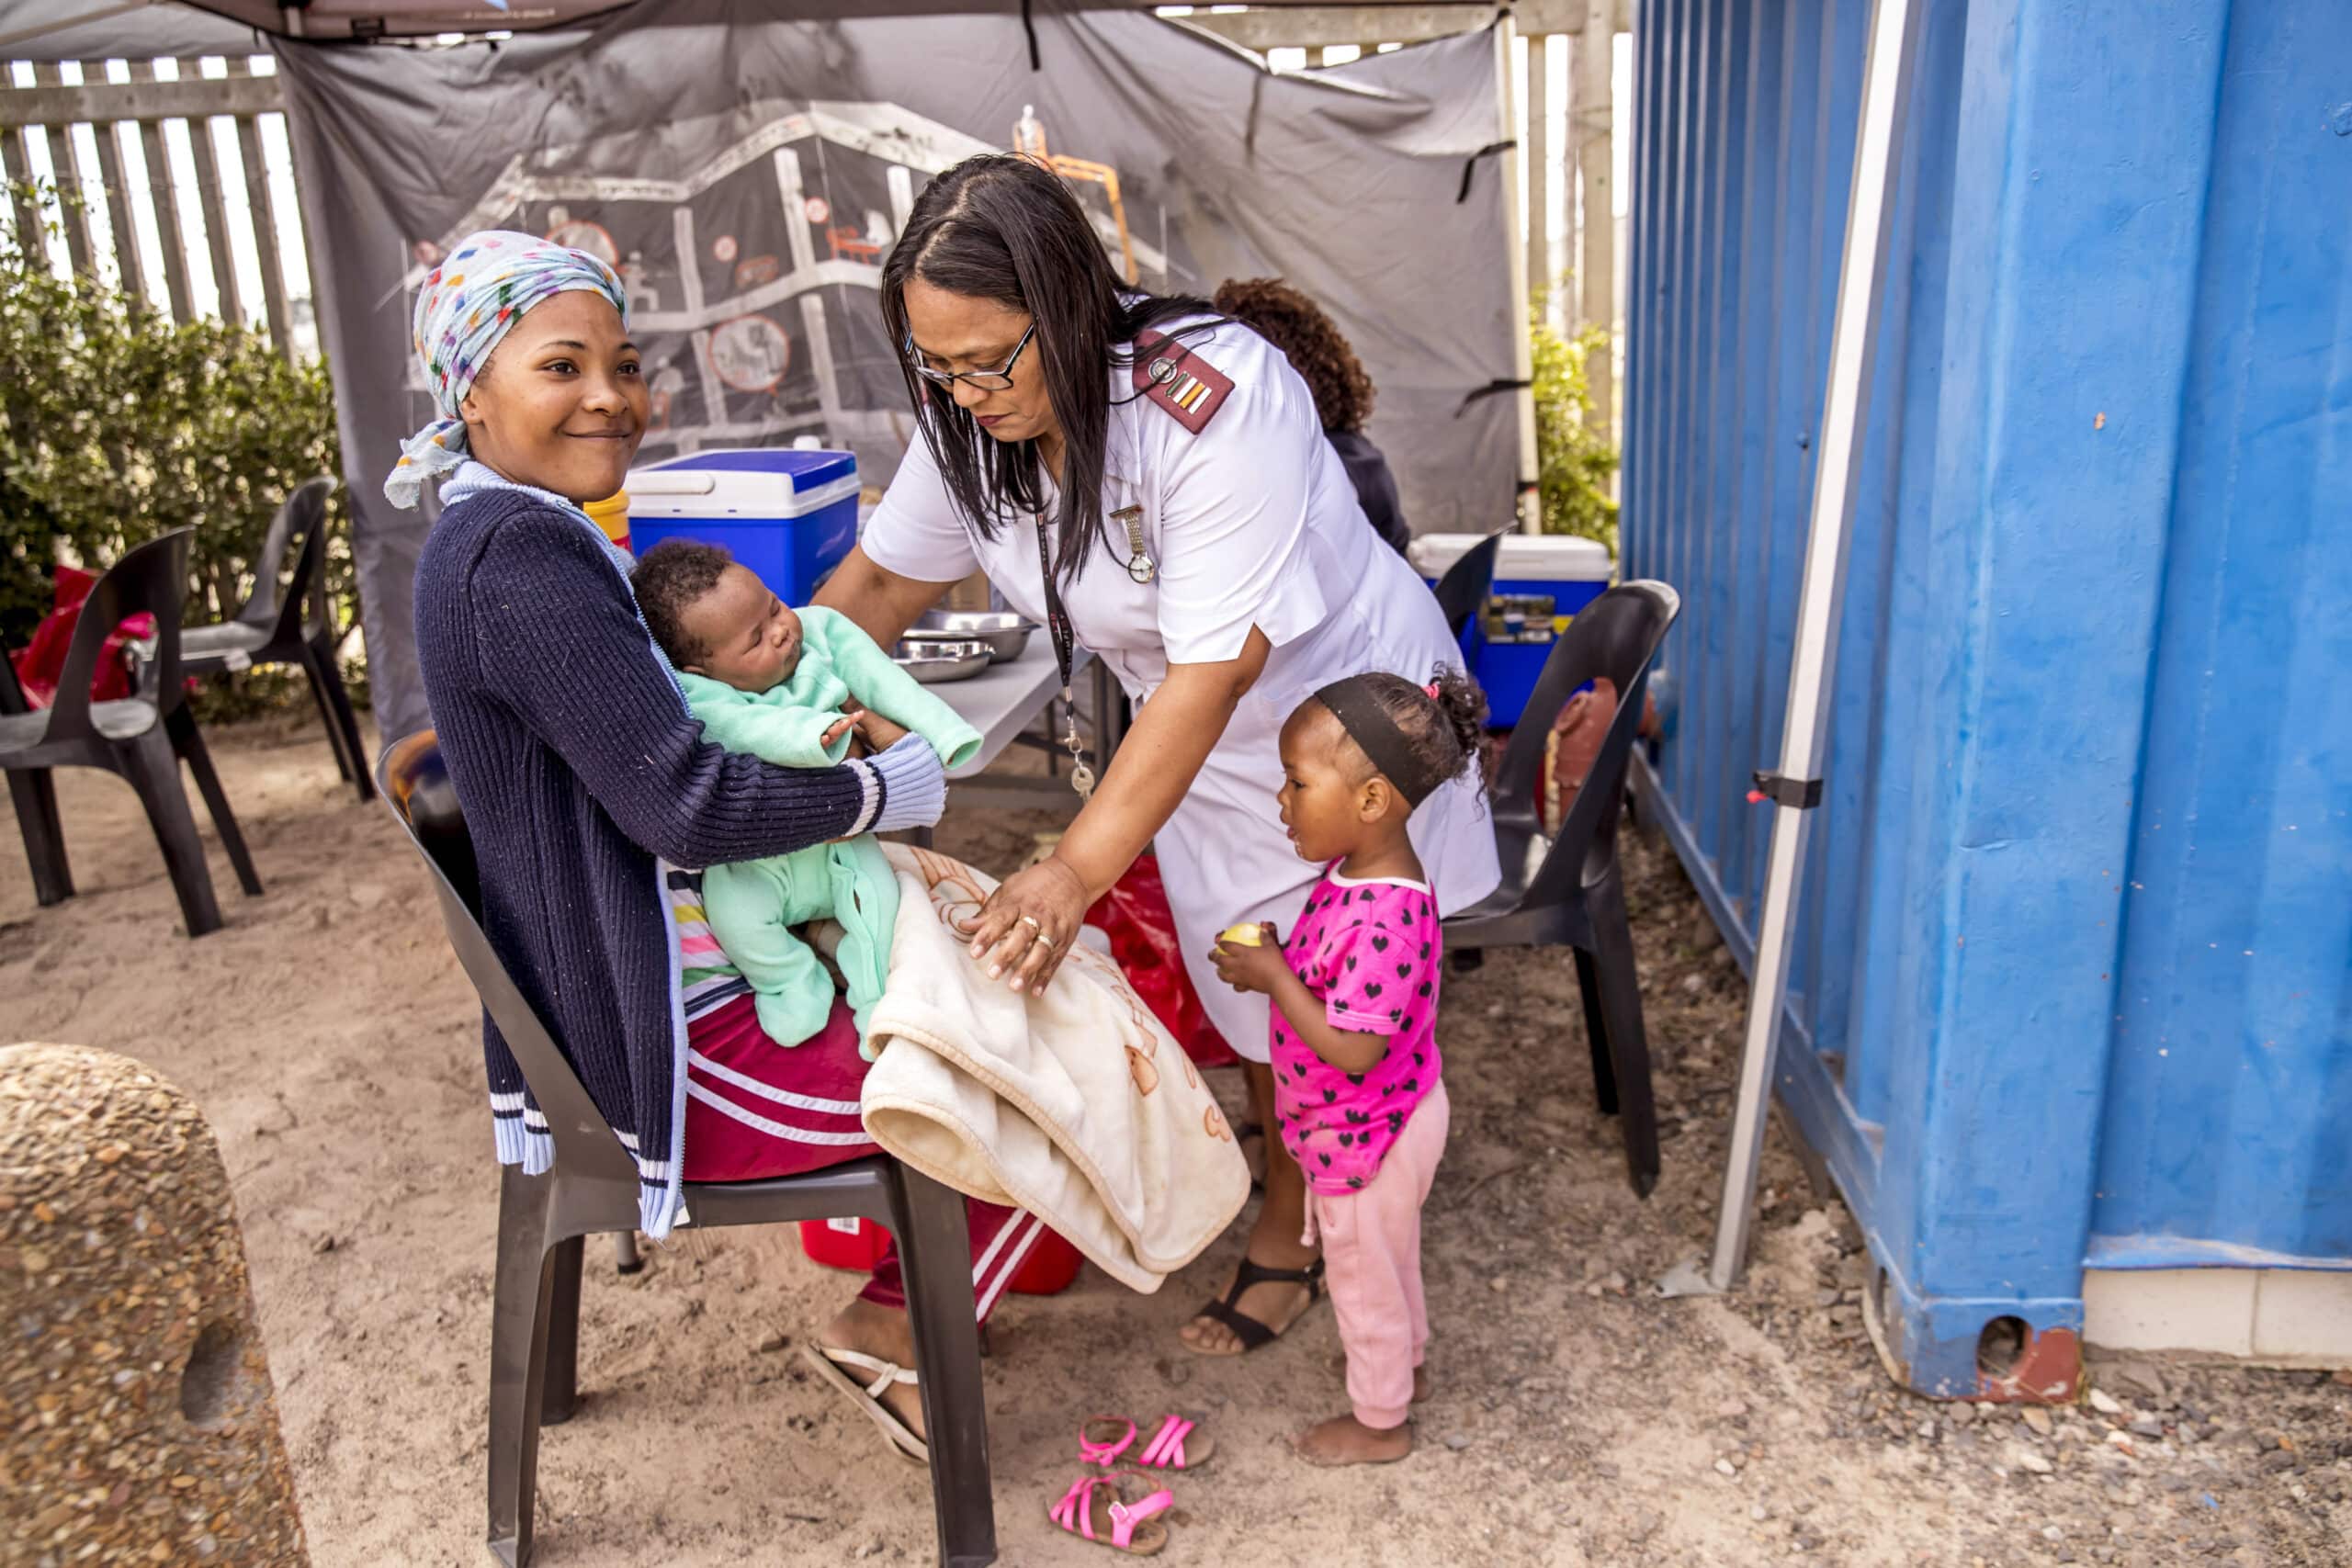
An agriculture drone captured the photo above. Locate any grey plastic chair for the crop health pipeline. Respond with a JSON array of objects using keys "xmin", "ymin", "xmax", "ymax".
[
  {"xmin": 377, "ymin": 732, "xmax": 996, "ymax": 1568},
  {"xmin": 0, "ymin": 528, "xmax": 262, "ymax": 936},
  {"xmin": 1443, "ymin": 581, "xmax": 1681, "ymax": 1197},
  {"xmin": 181, "ymin": 477, "xmax": 371, "ymax": 802}
]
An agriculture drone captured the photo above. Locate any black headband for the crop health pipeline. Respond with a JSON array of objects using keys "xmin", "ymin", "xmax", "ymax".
[{"xmin": 1314, "ymin": 678, "xmax": 1448, "ymax": 807}]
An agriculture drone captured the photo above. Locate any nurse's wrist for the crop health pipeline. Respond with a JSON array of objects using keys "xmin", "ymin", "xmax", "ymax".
[
  {"xmin": 1044, "ymin": 844, "xmax": 1119, "ymax": 906},
  {"xmin": 1033, "ymin": 852, "xmax": 1101, "ymax": 907}
]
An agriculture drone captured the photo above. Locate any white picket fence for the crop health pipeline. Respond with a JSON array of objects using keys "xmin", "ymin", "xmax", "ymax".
[{"xmin": 0, "ymin": 53, "xmax": 318, "ymax": 359}]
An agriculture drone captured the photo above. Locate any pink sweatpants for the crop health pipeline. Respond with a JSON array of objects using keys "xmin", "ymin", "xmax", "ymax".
[{"xmin": 1308, "ymin": 1081, "xmax": 1451, "ymax": 1430}]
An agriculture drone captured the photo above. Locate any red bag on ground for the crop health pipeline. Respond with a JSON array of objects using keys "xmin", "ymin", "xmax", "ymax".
[
  {"xmin": 1084, "ymin": 853, "xmax": 1240, "ymax": 1070},
  {"xmin": 8, "ymin": 564, "xmax": 153, "ymax": 709}
]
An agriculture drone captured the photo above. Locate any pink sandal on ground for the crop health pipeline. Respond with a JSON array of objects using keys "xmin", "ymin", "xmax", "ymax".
[
  {"xmin": 1047, "ymin": 1470, "xmax": 1174, "ymax": 1555},
  {"xmin": 1078, "ymin": 1412, "xmax": 1216, "ymax": 1472}
]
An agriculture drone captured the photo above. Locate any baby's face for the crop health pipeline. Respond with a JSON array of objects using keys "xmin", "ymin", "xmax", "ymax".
[{"xmin": 679, "ymin": 564, "xmax": 804, "ymax": 692}]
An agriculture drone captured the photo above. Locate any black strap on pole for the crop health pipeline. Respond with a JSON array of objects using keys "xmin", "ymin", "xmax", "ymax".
[
  {"xmin": 1453, "ymin": 377, "xmax": 1532, "ymax": 417},
  {"xmin": 1022, "ymin": 0, "xmax": 1041, "ymax": 70},
  {"xmin": 1456, "ymin": 139, "xmax": 1517, "ymax": 202}
]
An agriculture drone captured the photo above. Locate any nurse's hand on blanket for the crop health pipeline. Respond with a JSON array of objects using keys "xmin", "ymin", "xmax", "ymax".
[
  {"xmin": 1208, "ymin": 925, "xmax": 1286, "ymax": 996},
  {"xmin": 963, "ymin": 854, "xmax": 1091, "ymax": 996}
]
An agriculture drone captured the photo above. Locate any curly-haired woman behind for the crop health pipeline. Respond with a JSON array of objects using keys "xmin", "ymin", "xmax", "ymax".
[{"xmin": 1214, "ymin": 277, "xmax": 1412, "ymax": 558}]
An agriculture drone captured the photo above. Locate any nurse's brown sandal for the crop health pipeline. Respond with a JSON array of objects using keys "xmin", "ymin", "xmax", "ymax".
[{"xmin": 1186, "ymin": 1256, "xmax": 1325, "ymax": 1354}]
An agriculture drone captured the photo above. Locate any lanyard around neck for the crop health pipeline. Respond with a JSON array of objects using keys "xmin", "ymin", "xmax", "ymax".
[
  {"xmin": 1034, "ymin": 513, "xmax": 1077, "ymax": 696},
  {"xmin": 1033, "ymin": 515, "xmax": 1096, "ymax": 798}
]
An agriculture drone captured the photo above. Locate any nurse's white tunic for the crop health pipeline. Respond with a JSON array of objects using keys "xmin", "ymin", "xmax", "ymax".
[{"xmin": 862, "ymin": 317, "xmax": 1499, "ymax": 1063}]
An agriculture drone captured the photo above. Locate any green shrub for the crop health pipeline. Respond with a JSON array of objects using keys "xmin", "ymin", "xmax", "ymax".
[
  {"xmin": 1530, "ymin": 303, "xmax": 1621, "ymax": 558},
  {"xmin": 2, "ymin": 182, "xmax": 356, "ymax": 716}
]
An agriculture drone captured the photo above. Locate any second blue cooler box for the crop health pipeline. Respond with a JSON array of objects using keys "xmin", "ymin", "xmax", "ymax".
[{"xmin": 1408, "ymin": 532, "xmax": 1613, "ymax": 728}]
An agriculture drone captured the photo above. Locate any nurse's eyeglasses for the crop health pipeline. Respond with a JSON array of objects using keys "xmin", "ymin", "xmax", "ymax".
[{"xmin": 903, "ymin": 321, "xmax": 1035, "ymax": 392}]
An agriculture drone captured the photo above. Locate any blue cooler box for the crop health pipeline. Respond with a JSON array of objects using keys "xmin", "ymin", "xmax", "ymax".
[
  {"xmin": 625, "ymin": 447, "xmax": 861, "ymax": 603},
  {"xmin": 1408, "ymin": 533, "xmax": 1613, "ymax": 728}
]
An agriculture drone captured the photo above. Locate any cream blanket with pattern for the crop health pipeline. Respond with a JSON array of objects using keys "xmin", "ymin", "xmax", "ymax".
[{"xmin": 856, "ymin": 844, "xmax": 1249, "ymax": 1293}]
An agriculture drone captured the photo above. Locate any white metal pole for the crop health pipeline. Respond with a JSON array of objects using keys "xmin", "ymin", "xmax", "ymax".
[
  {"xmin": 1575, "ymin": 0, "xmax": 1617, "ymax": 436},
  {"xmin": 1707, "ymin": 0, "xmax": 1923, "ymax": 1291},
  {"xmin": 1495, "ymin": 15, "xmax": 1545, "ymax": 535},
  {"xmin": 1527, "ymin": 31, "xmax": 1551, "ymax": 319}
]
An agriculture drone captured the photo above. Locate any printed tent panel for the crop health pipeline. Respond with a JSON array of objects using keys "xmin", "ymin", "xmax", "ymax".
[{"xmin": 1, "ymin": 0, "xmax": 1520, "ymax": 743}]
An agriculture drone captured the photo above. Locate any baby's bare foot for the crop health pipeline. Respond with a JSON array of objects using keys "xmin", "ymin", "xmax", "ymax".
[{"xmin": 1295, "ymin": 1413, "xmax": 1413, "ymax": 1467}]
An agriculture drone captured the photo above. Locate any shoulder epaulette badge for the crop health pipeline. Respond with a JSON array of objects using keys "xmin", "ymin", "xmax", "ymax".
[{"xmin": 1133, "ymin": 329, "xmax": 1234, "ymax": 434}]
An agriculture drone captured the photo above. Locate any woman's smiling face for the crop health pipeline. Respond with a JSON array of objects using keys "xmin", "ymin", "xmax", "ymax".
[{"xmin": 458, "ymin": 290, "xmax": 647, "ymax": 502}]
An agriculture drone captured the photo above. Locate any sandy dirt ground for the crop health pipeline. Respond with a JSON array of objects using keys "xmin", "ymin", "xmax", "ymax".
[{"xmin": 5, "ymin": 710, "xmax": 2349, "ymax": 1567}]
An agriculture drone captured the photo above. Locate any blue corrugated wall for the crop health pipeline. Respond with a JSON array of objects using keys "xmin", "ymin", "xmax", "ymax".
[{"xmin": 1623, "ymin": 0, "xmax": 2352, "ymax": 1394}]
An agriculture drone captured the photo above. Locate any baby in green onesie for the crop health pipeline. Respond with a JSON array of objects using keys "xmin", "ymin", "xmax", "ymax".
[{"xmin": 632, "ymin": 539, "xmax": 981, "ymax": 1056}]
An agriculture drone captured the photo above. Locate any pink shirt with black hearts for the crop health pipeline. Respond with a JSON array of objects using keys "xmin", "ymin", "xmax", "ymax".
[{"xmin": 1270, "ymin": 868, "xmax": 1444, "ymax": 1195}]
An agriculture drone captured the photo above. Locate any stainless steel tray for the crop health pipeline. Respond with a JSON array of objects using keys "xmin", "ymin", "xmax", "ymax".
[
  {"xmin": 891, "ymin": 638, "xmax": 993, "ymax": 684},
  {"xmin": 907, "ymin": 609, "xmax": 1036, "ymax": 664}
]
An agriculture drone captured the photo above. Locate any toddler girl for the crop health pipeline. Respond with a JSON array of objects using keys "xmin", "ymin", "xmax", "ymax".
[{"xmin": 1210, "ymin": 668, "xmax": 1485, "ymax": 1466}]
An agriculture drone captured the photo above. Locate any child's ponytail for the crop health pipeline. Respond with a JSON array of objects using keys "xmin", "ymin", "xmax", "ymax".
[{"xmin": 1426, "ymin": 665, "xmax": 1488, "ymax": 785}]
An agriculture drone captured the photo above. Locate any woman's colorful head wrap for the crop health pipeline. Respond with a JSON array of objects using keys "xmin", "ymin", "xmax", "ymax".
[{"xmin": 383, "ymin": 230, "xmax": 630, "ymax": 509}]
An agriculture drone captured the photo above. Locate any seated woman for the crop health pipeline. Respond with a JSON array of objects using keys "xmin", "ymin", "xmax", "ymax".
[
  {"xmin": 1213, "ymin": 276, "xmax": 1412, "ymax": 558},
  {"xmin": 395, "ymin": 231, "xmax": 1046, "ymax": 1462}
]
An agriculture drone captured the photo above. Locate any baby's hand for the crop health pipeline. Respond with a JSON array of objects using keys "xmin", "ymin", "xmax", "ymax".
[{"xmin": 820, "ymin": 715, "xmax": 857, "ymax": 750}]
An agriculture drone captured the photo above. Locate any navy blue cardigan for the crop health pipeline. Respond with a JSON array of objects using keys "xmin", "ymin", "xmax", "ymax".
[{"xmin": 413, "ymin": 487, "xmax": 927, "ymax": 1235}]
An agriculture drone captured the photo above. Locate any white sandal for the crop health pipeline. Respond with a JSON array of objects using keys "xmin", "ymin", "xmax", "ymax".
[{"xmin": 802, "ymin": 1344, "xmax": 927, "ymax": 1464}]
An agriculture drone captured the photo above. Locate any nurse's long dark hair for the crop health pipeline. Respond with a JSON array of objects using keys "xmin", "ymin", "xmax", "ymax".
[{"xmin": 881, "ymin": 153, "xmax": 1221, "ymax": 587}]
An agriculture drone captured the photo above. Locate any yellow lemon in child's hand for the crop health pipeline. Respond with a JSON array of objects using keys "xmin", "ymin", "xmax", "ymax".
[{"xmin": 1219, "ymin": 922, "xmax": 1266, "ymax": 947}]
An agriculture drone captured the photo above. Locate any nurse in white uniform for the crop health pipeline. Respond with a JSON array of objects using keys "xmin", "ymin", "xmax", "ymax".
[{"xmin": 819, "ymin": 154, "xmax": 1498, "ymax": 1355}]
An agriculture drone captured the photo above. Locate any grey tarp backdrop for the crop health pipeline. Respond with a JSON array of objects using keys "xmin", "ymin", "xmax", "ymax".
[{"xmin": 6, "ymin": 2, "xmax": 1517, "ymax": 743}]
